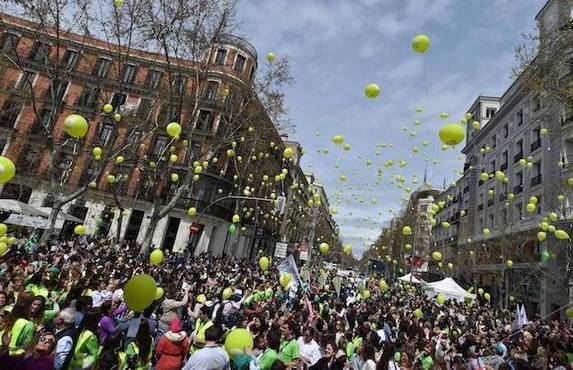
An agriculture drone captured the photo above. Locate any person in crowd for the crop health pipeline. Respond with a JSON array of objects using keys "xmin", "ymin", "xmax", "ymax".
[
  {"xmin": 92, "ymin": 332, "xmax": 126, "ymax": 370},
  {"xmin": 70, "ymin": 308, "xmax": 100, "ymax": 369},
  {"xmin": 298, "ymin": 325, "xmax": 322, "ymax": 367},
  {"xmin": 0, "ymin": 293, "xmax": 35, "ymax": 356},
  {"xmin": 125, "ymin": 319, "xmax": 153, "ymax": 369},
  {"xmin": 156, "ymin": 316, "xmax": 190, "ymax": 370},
  {"xmin": 278, "ymin": 320, "xmax": 300, "ymax": 367},
  {"xmin": 0, "ymin": 330, "xmax": 57, "ymax": 370},
  {"xmin": 54, "ymin": 307, "xmax": 77, "ymax": 370},
  {"xmin": 183, "ymin": 325, "xmax": 230, "ymax": 369}
]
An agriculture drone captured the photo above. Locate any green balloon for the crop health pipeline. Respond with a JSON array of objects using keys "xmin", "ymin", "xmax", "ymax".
[{"xmin": 229, "ymin": 224, "xmax": 237, "ymax": 234}]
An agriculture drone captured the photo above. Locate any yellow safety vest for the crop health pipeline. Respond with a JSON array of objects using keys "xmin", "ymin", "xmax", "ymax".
[
  {"xmin": 0, "ymin": 318, "xmax": 33, "ymax": 355},
  {"xmin": 70, "ymin": 329, "xmax": 98, "ymax": 369},
  {"xmin": 124, "ymin": 342, "xmax": 152, "ymax": 370},
  {"xmin": 190, "ymin": 318, "xmax": 213, "ymax": 353}
]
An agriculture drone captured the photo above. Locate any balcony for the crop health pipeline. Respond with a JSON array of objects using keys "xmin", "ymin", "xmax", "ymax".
[
  {"xmin": 500, "ymin": 162, "xmax": 508, "ymax": 171},
  {"xmin": 463, "ymin": 185, "xmax": 470, "ymax": 193},
  {"xmin": 513, "ymin": 184, "xmax": 523, "ymax": 194},
  {"xmin": 530, "ymin": 139, "xmax": 541, "ymax": 152},
  {"xmin": 487, "ymin": 198, "xmax": 495, "ymax": 207},
  {"xmin": 514, "ymin": 152, "xmax": 523, "ymax": 163},
  {"xmin": 531, "ymin": 175, "xmax": 542, "ymax": 187},
  {"xmin": 477, "ymin": 203, "xmax": 484, "ymax": 211},
  {"xmin": 499, "ymin": 193, "xmax": 507, "ymax": 202}
]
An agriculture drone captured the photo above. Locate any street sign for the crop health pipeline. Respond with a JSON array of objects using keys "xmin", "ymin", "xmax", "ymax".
[
  {"xmin": 299, "ymin": 244, "xmax": 309, "ymax": 261},
  {"xmin": 274, "ymin": 242, "xmax": 287, "ymax": 258}
]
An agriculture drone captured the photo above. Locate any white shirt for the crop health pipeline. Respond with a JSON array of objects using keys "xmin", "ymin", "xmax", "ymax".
[
  {"xmin": 183, "ymin": 345, "xmax": 230, "ymax": 370},
  {"xmin": 297, "ymin": 337, "xmax": 322, "ymax": 366},
  {"xmin": 54, "ymin": 334, "xmax": 73, "ymax": 369}
]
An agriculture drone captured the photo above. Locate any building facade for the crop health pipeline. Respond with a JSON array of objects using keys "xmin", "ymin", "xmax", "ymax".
[
  {"xmin": 430, "ymin": 0, "xmax": 573, "ymax": 317},
  {"xmin": 0, "ymin": 13, "xmax": 338, "ymax": 258}
]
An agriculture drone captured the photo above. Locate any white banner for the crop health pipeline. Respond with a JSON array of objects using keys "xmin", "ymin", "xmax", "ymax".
[{"xmin": 274, "ymin": 242, "xmax": 288, "ymax": 258}]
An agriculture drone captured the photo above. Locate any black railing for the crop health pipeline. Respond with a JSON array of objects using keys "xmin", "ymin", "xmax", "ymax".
[
  {"xmin": 514, "ymin": 152, "xmax": 523, "ymax": 163},
  {"xmin": 478, "ymin": 204, "xmax": 484, "ymax": 211},
  {"xmin": 531, "ymin": 175, "xmax": 542, "ymax": 187},
  {"xmin": 487, "ymin": 198, "xmax": 495, "ymax": 207},
  {"xmin": 500, "ymin": 162, "xmax": 508, "ymax": 171},
  {"xmin": 531, "ymin": 139, "xmax": 542, "ymax": 152},
  {"xmin": 513, "ymin": 184, "xmax": 523, "ymax": 194}
]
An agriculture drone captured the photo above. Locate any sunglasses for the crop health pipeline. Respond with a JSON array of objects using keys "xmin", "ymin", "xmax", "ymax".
[{"xmin": 39, "ymin": 335, "xmax": 55, "ymax": 344}]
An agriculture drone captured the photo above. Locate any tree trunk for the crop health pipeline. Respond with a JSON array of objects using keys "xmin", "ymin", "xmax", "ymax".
[
  {"xmin": 40, "ymin": 202, "xmax": 62, "ymax": 242},
  {"xmin": 116, "ymin": 212, "xmax": 123, "ymax": 241},
  {"xmin": 140, "ymin": 211, "xmax": 159, "ymax": 256}
]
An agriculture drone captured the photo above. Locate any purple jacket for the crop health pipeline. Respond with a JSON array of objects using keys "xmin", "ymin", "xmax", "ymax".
[{"xmin": 0, "ymin": 354, "xmax": 54, "ymax": 370}]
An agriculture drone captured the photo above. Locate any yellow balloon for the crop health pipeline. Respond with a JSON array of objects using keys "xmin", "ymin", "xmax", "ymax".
[
  {"xmin": 266, "ymin": 52, "xmax": 276, "ymax": 62},
  {"xmin": 438, "ymin": 124, "xmax": 465, "ymax": 146},
  {"xmin": 332, "ymin": 134, "xmax": 344, "ymax": 145},
  {"xmin": 412, "ymin": 34, "xmax": 430, "ymax": 53},
  {"xmin": 364, "ymin": 83, "xmax": 380, "ymax": 99},
  {"xmin": 259, "ymin": 256, "xmax": 269, "ymax": 271},
  {"xmin": 555, "ymin": 229, "xmax": 570, "ymax": 240},
  {"xmin": 0, "ymin": 223, "xmax": 7, "ymax": 237},
  {"xmin": 0, "ymin": 156, "xmax": 16, "ymax": 183},
  {"xmin": 223, "ymin": 287, "xmax": 233, "ymax": 300},
  {"xmin": 506, "ymin": 259, "xmax": 513, "ymax": 268},
  {"xmin": 74, "ymin": 224, "xmax": 86, "ymax": 235},
  {"xmin": 319, "ymin": 242, "xmax": 329, "ymax": 254},
  {"xmin": 283, "ymin": 147, "xmax": 294, "ymax": 159},
  {"xmin": 188, "ymin": 207, "xmax": 197, "ymax": 217},
  {"xmin": 124, "ymin": 274, "xmax": 157, "ymax": 312},
  {"xmin": 197, "ymin": 294, "xmax": 207, "ymax": 304},
  {"xmin": 103, "ymin": 103, "xmax": 114, "ymax": 113},
  {"xmin": 537, "ymin": 231, "xmax": 547, "ymax": 241},
  {"xmin": 280, "ymin": 273, "xmax": 291, "ymax": 287},
  {"xmin": 166, "ymin": 122, "xmax": 182, "ymax": 138},
  {"xmin": 437, "ymin": 294, "xmax": 446, "ymax": 304},
  {"xmin": 63, "ymin": 114, "xmax": 89, "ymax": 138},
  {"xmin": 224, "ymin": 328, "xmax": 254, "ymax": 359},
  {"xmin": 432, "ymin": 251, "xmax": 442, "ymax": 262},
  {"xmin": 150, "ymin": 249, "xmax": 164, "ymax": 266},
  {"xmin": 402, "ymin": 226, "xmax": 412, "ymax": 235},
  {"xmin": 484, "ymin": 292, "xmax": 491, "ymax": 301},
  {"xmin": 155, "ymin": 287, "xmax": 164, "ymax": 300}
]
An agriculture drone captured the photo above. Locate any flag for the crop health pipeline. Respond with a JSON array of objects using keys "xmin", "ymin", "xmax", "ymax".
[
  {"xmin": 278, "ymin": 254, "xmax": 304, "ymax": 288},
  {"xmin": 519, "ymin": 304, "xmax": 529, "ymax": 327},
  {"xmin": 333, "ymin": 276, "xmax": 342, "ymax": 297}
]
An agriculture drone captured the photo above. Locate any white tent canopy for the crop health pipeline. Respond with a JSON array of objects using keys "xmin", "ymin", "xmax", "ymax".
[
  {"xmin": 398, "ymin": 273, "xmax": 426, "ymax": 284},
  {"xmin": 425, "ymin": 277, "xmax": 475, "ymax": 302}
]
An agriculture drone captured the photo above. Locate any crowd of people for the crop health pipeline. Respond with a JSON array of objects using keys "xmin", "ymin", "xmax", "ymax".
[{"xmin": 0, "ymin": 236, "xmax": 571, "ymax": 370}]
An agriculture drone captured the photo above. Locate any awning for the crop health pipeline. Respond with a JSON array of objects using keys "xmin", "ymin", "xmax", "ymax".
[
  {"xmin": 0, "ymin": 199, "xmax": 49, "ymax": 217},
  {"xmin": 38, "ymin": 207, "xmax": 83, "ymax": 223}
]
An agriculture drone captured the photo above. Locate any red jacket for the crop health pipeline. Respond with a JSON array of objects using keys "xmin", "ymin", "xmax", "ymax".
[{"xmin": 156, "ymin": 331, "xmax": 191, "ymax": 370}]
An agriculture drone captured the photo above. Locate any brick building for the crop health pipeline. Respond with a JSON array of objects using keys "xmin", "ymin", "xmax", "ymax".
[{"xmin": 0, "ymin": 12, "xmax": 338, "ymax": 257}]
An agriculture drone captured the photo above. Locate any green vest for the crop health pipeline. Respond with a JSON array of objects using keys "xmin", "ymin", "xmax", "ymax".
[
  {"xmin": 70, "ymin": 329, "xmax": 98, "ymax": 369},
  {"xmin": 125, "ymin": 342, "xmax": 152, "ymax": 370},
  {"xmin": 0, "ymin": 318, "xmax": 34, "ymax": 355},
  {"xmin": 190, "ymin": 318, "xmax": 213, "ymax": 353}
]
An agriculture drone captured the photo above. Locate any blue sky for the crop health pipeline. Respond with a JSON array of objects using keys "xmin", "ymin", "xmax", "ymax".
[{"xmin": 237, "ymin": 0, "xmax": 545, "ymax": 256}]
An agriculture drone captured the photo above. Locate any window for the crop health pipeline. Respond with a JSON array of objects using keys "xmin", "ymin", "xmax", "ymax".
[
  {"xmin": 491, "ymin": 134, "xmax": 496, "ymax": 149},
  {"xmin": 503, "ymin": 123, "xmax": 509, "ymax": 138},
  {"xmin": 486, "ymin": 107, "xmax": 496, "ymax": 119},
  {"xmin": 172, "ymin": 74, "xmax": 187, "ymax": 95},
  {"xmin": 42, "ymin": 193, "xmax": 55, "ymax": 208},
  {"xmin": 515, "ymin": 202, "xmax": 523, "ymax": 221},
  {"xmin": 532, "ymin": 94, "xmax": 541, "ymax": 112},
  {"xmin": 501, "ymin": 151, "xmax": 508, "ymax": 171},
  {"xmin": 535, "ymin": 195, "xmax": 542, "ymax": 214},
  {"xmin": 151, "ymin": 135, "xmax": 169, "ymax": 156},
  {"xmin": 204, "ymin": 81, "xmax": 219, "ymax": 99},
  {"xmin": 197, "ymin": 109, "xmax": 214, "ymax": 131},
  {"xmin": 514, "ymin": 139, "xmax": 523, "ymax": 162},
  {"xmin": 33, "ymin": 107, "xmax": 56, "ymax": 133},
  {"xmin": 76, "ymin": 86, "xmax": 100, "ymax": 110},
  {"xmin": 17, "ymin": 71, "xmax": 36, "ymax": 90},
  {"xmin": 234, "ymin": 54, "xmax": 246, "ymax": 72},
  {"xmin": 249, "ymin": 66, "xmax": 256, "ymax": 80},
  {"xmin": 531, "ymin": 160, "xmax": 542, "ymax": 187},
  {"xmin": 157, "ymin": 103, "xmax": 179, "ymax": 125},
  {"xmin": 46, "ymin": 79, "xmax": 68, "ymax": 103},
  {"xmin": 62, "ymin": 49, "xmax": 79, "ymax": 71},
  {"xmin": 531, "ymin": 127, "xmax": 542, "ymax": 151},
  {"xmin": 514, "ymin": 171, "xmax": 523, "ymax": 194},
  {"xmin": 93, "ymin": 58, "xmax": 111, "ymax": 78},
  {"xmin": 137, "ymin": 98, "xmax": 153, "ymax": 119},
  {"xmin": 97, "ymin": 122, "xmax": 114, "ymax": 146},
  {"xmin": 121, "ymin": 64, "xmax": 138, "ymax": 84},
  {"xmin": 488, "ymin": 213, "xmax": 494, "ymax": 228},
  {"xmin": 478, "ymin": 217, "xmax": 483, "ymax": 230},
  {"xmin": 17, "ymin": 143, "xmax": 43, "ymax": 174},
  {"xmin": 215, "ymin": 49, "xmax": 227, "ymax": 65},
  {"xmin": 1, "ymin": 32, "xmax": 20, "ymax": 53},
  {"xmin": 110, "ymin": 92, "xmax": 127, "ymax": 110},
  {"xmin": 145, "ymin": 70, "xmax": 163, "ymax": 90},
  {"xmin": 28, "ymin": 41, "xmax": 49, "ymax": 64},
  {"xmin": 127, "ymin": 130, "xmax": 142, "ymax": 145},
  {"xmin": 0, "ymin": 97, "xmax": 23, "ymax": 128},
  {"xmin": 490, "ymin": 159, "xmax": 496, "ymax": 173},
  {"xmin": 516, "ymin": 109, "xmax": 524, "ymax": 126}
]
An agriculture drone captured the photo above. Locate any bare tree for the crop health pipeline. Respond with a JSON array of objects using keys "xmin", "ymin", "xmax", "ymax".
[{"xmin": 0, "ymin": 0, "xmax": 157, "ymax": 239}]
